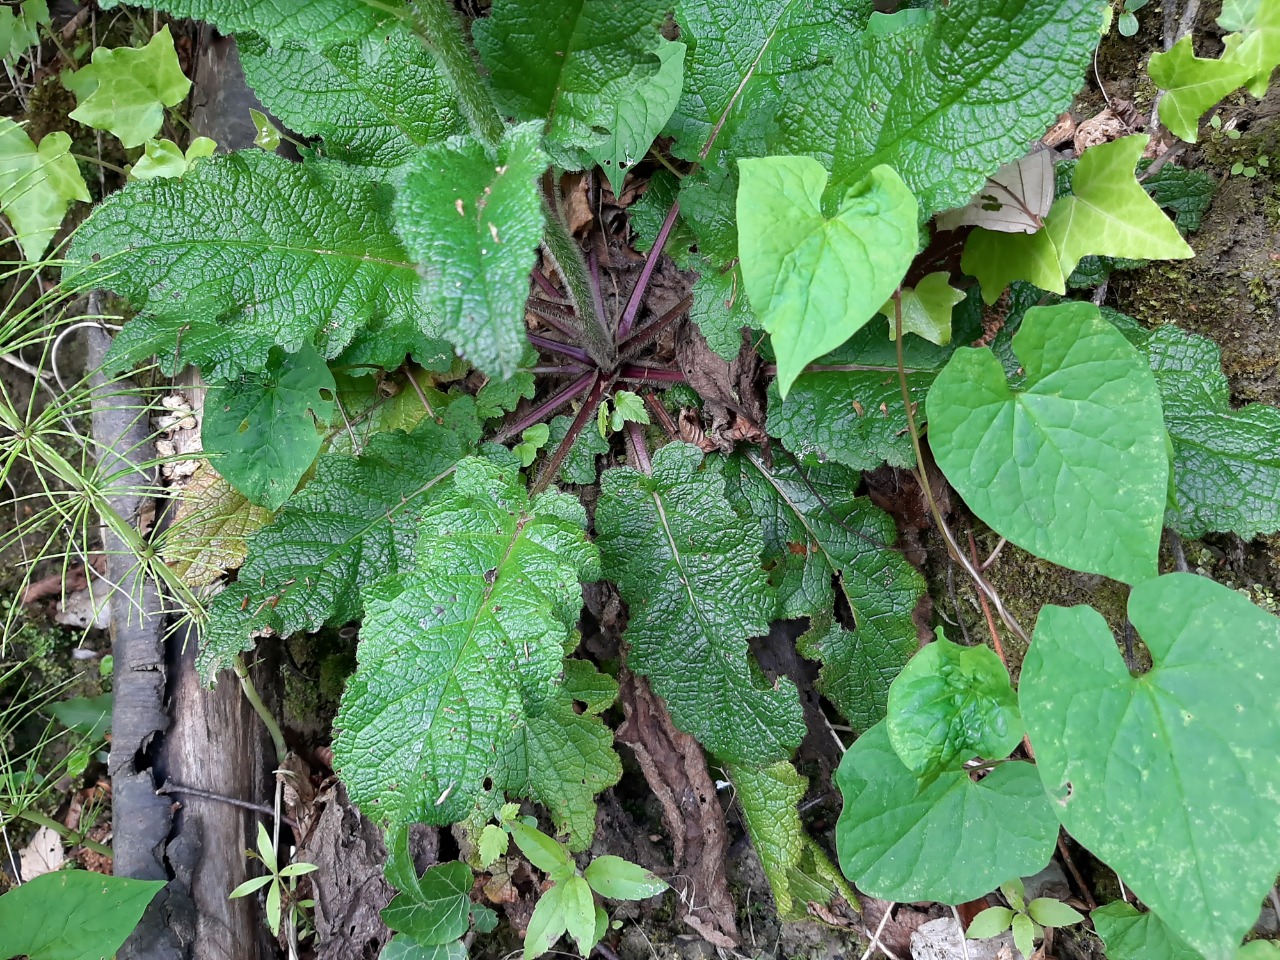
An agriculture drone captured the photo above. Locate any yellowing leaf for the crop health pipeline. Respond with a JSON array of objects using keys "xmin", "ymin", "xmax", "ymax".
[
  {"xmin": 162, "ymin": 462, "xmax": 272, "ymax": 587},
  {"xmin": 68, "ymin": 26, "xmax": 193, "ymax": 148},
  {"xmin": 0, "ymin": 120, "xmax": 90, "ymax": 259}
]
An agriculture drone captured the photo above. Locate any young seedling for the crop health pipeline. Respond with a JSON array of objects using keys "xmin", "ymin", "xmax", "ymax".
[
  {"xmin": 229, "ymin": 822, "xmax": 318, "ymax": 940},
  {"xmin": 966, "ymin": 878, "xmax": 1085, "ymax": 959}
]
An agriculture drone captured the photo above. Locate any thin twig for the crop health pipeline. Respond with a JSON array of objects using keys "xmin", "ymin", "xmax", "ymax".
[
  {"xmin": 617, "ymin": 364, "xmax": 686, "ymax": 384},
  {"xmin": 860, "ymin": 903, "xmax": 901, "ymax": 960},
  {"xmin": 1057, "ymin": 834, "xmax": 1098, "ymax": 910},
  {"xmin": 157, "ymin": 783, "xmax": 298, "ymax": 831}
]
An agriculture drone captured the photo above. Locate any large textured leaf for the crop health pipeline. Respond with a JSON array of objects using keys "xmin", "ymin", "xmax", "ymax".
[
  {"xmin": 201, "ymin": 345, "xmax": 336, "ymax": 510},
  {"xmin": 238, "ymin": 26, "xmax": 463, "ymax": 171},
  {"xmin": 718, "ymin": 452, "xmax": 924, "ymax": 730},
  {"xmin": 394, "ymin": 125, "xmax": 546, "ymax": 379},
  {"xmin": 835, "ymin": 722, "xmax": 1057, "ymax": 904},
  {"xmin": 0, "ymin": 871, "xmax": 165, "ymax": 960},
  {"xmin": 1020, "ymin": 574, "xmax": 1280, "ymax": 960},
  {"xmin": 727, "ymin": 760, "xmax": 851, "ymax": 920},
  {"xmin": 737, "ymin": 156, "xmax": 918, "ymax": 394},
  {"xmin": 596, "ymin": 443, "xmax": 805, "ymax": 766},
  {"xmin": 199, "ymin": 417, "xmax": 476, "ymax": 679},
  {"xmin": 66, "ymin": 26, "xmax": 191, "ymax": 148},
  {"xmin": 1137, "ymin": 325, "xmax": 1280, "ymax": 539},
  {"xmin": 774, "ymin": 0, "xmax": 1103, "ymax": 217},
  {"xmin": 474, "ymin": 0, "xmax": 680, "ymax": 184},
  {"xmin": 493, "ymin": 658, "xmax": 622, "ymax": 851},
  {"xmin": 927, "ymin": 302, "xmax": 1168, "ymax": 585},
  {"xmin": 65, "ymin": 151, "xmax": 425, "ymax": 380},
  {"xmin": 332, "ymin": 459, "xmax": 600, "ymax": 825},
  {"xmin": 96, "ymin": 0, "xmax": 406, "ymax": 46},
  {"xmin": 0, "ymin": 120, "xmax": 89, "ymax": 259},
  {"xmin": 668, "ymin": 0, "xmax": 872, "ymax": 161}
]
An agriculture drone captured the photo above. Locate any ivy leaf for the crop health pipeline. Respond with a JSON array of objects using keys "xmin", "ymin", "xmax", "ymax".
[
  {"xmin": 961, "ymin": 227, "xmax": 1065, "ymax": 303},
  {"xmin": 202, "ymin": 345, "xmax": 336, "ymax": 510},
  {"xmin": 886, "ymin": 632, "xmax": 1022, "ymax": 775},
  {"xmin": 492, "ymin": 658, "xmax": 622, "ymax": 851},
  {"xmin": 718, "ymin": 452, "xmax": 924, "ymax": 731},
  {"xmin": 0, "ymin": 871, "xmax": 166, "ymax": 960},
  {"xmin": 473, "ymin": 0, "xmax": 678, "ymax": 180},
  {"xmin": 834, "ymin": 722, "xmax": 1058, "ymax": 904},
  {"xmin": 238, "ymin": 26, "xmax": 463, "ymax": 172},
  {"xmin": 96, "ymin": 0, "xmax": 406, "ymax": 46},
  {"xmin": 332, "ymin": 459, "xmax": 600, "ymax": 825},
  {"xmin": 0, "ymin": 1, "xmax": 49, "ymax": 62},
  {"xmin": 886, "ymin": 272, "xmax": 964, "ymax": 346},
  {"xmin": 381, "ymin": 936, "xmax": 467, "ymax": 960},
  {"xmin": 668, "ymin": 0, "xmax": 873, "ymax": 161},
  {"xmin": 394, "ymin": 124, "xmax": 547, "ymax": 379},
  {"xmin": 1219, "ymin": 0, "xmax": 1280, "ymax": 96},
  {"xmin": 1046, "ymin": 135, "xmax": 1194, "ymax": 278},
  {"xmin": 737, "ymin": 156, "xmax": 918, "ymax": 395},
  {"xmin": 381, "ymin": 860, "xmax": 473, "ymax": 945},
  {"xmin": 0, "ymin": 120, "xmax": 90, "ymax": 259},
  {"xmin": 774, "ymin": 0, "xmax": 1103, "ymax": 217},
  {"xmin": 65, "ymin": 151, "xmax": 425, "ymax": 380},
  {"xmin": 129, "ymin": 136, "xmax": 217, "ymax": 180},
  {"xmin": 926, "ymin": 302, "xmax": 1168, "ymax": 585},
  {"xmin": 199, "ymin": 417, "xmax": 476, "ymax": 679},
  {"xmin": 596, "ymin": 443, "xmax": 806, "ymax": 766},
  {"xmin": 1137, "ymin": 316, "xmax": 1280, "ymax": 539},
  {"xmin": 727, "ymin": 760, "xmax": 850, "ymax": 920},
  {"xmin": 1020, "ymin": 573, "xmax": 1280, "ymax": 960},
  {"xmin": 1091, "ymin": 902, "xmax": 1203, "ymax": 960},
  {"xmin": 1148, "ymin": 36, "xmax": 1252, "ymax": 143},
  {"xmin": 67, "ymin": 26, "xmax": 191, "ymax": 148}
]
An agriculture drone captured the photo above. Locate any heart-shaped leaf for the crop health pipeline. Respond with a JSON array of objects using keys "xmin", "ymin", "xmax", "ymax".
[
  {"xmin": 737, "ymin": 155, "xmax": 918, "ymax": 396},
  {"xmin": 1021, "ymin": 574, "xmax": 1280, "ymax": 960},
  {"xmin": 927, "ymin": 301, "xmax": 1168, "ymax": 585}
]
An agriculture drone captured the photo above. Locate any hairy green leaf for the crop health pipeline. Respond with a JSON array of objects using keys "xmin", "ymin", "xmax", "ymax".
[
  {"xmin": 96, "ymin": 0, "xmax": 407, "ymax": 46},
  {"xmin": 1148, "ymin": 36, "xmax": 1252, "ymax": 143},
  {"xmin": 1021, "ymin": 574, "xmax": 1280, "ymax": 960},
  {"xmin": 1091, "ymin": 903, "xmax": 1203, "ymax": 960},
  {"xmin": 65, "ymin": 151, "xmax": 425, "ymax": 380},
  {"xmin": 0, "ymin": 871, "xmax": 165, "ymax": 960},
  {"xmin": 596, "ymin": 443, "xmax": 805, "ymax": 766},
  {"xmin": 0, "ymin": 120, "xmax": 89, "ymax": 259},
  {"xmin": 202, "ymin": 345, "xmax": 336, "ymax": 510},
  {"xmin": 394, "ymin": 124, "xmax": 547, "ymax": 379},
  {"xmin": 200, "ymin": 418, "xmax": 475, "ymax": 679},
  {"xmin": 332, "ymin": 459, "xmax": 600, "ymax": 825},
  {"xmin": 474, "ymin": 0, "xmax": 680, "ymax": 185},
  {"xmin": 678, "ymin": 167, "xmax": 753, "ymax": 358},
  {"xmin": 927, "ymin": 302, "xmax": 1168, "ymax": 585},
  {"xmin": 67, "ymin": 26, "xmax": 191, "ymax": 148},
  {"xmin": 737, "ymin": 156, "xmax": 918, "ymax": 395},
  {"xmin": 834, "ymin": 722, "xmax": 1057, "ymax": 904},
  {"xmin": 886, "ymin": 632, "xmax": 1022, "ymax": 775},
  {"xmin": 238, "ymin": 26, "xmax": 463, "ymax": 171},
  {"xmin": 668, "ymin": 0, "xmax": 872, "ymax": 161},
  {"xmin": 493, "ymin": 658, "xmax": 622, "ymax": 850},
  {"xmin": 774, "ymin": 0, "xmax": 1103, "ymax": 217}
]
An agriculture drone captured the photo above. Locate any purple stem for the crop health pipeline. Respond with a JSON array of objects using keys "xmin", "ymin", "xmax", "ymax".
[
  {"xmin": 618, "ymin": 364, "xmax": 686, "ymax": 384},
  {"xmin": 625, "ymin": 419, "xmax": 653, "ymax": 475},
  {"xmin": 528, "ymin": 299, "xmax": 582, "ymax": 340},
  {"xmin": 531, "ymin": 363, "xmax": 587, "ymax": 375},
  {"xmin": 619, "ymin": 294, "xmax": 693, "ymax": 357},
  {"xmin": 617, "ymin": 201, "xmax": 681, "ymax": 341},
  {"xmin": 532, "ymin": 267, "xmax": 565, "ymax": 301},
  {"xmin": 492, "ymin": 370, "xmax": 596, "ymax": 443},
  {"xmin": 528, "ymin": 333, "xmax": 592, "ymax": 365},
  {"xmin": 531, "ymin": 374, "xmax": 609, "ymax": 495}
]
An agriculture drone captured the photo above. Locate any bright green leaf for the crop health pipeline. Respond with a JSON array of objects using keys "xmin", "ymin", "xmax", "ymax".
[
  {"xmin": 65, "ymin": 151, "xmax": 427, "ymax": 380},
  {"xmin": 381, "ymin": 861, "xmax": 473, "ymax": 945},
  {"xmin": 0, "ymin": 871, "xmax": 165, "ymax": 960},
  {"xmin": 1020, "ymin": 573, "xmax": 1280, "ymax": 960},
  {"xmin": 737, "ymin": 156, "xmax": 918, "ymax": 395},
  {"xmin": 0, "ymin": 1, "xmax": 49, "ymax": 61},
  {"xmin": 45, "ymin": 693, "xmax": 112, "ymax": 741},
  {"xmin": 1012, "ymin": 912, "xmax": 1037, "ymax": 959},
  {"xmin": 332, "ymin": 459, "xmax": 600, "ymax": 825},
  {"xmin": 1027, "ymin": 898, "xmax": 1085, "ymax": 928},
  {"xmin": 962, "ymin": 227, "xmax": 1066, "ymax": 303},
  {"xmin": 509, "ymin": 820, "xmax": 574, "ymax": 876},
  {"xmin": 967, "ymin": 906, "xmax": 1016, "ymax": 939},
  {"xmin": 250, "ymin": 109, "xmax": 282, "ymax": 151},
  {"xmin": 927, "ymin": 301, "xmax": 1168, "ymax": 585},
  {"xmin": 1219, "ymin": 0, "xmax": 1280, "ymax": 96},
  {"xmin": 130, "ymin": 136, "xmax": 217, "ymax": 180},
  {"xmin": 609, "ymin": 391, "xmax": 650, "ymax": 431},
  {"xmin": 596, "ymin": 444, "xmax": 806, "ymax": 765},
  {"xmin": 1148, "ymin": 36, "xmax": 1252, "ymax": 143},
  {"xmin": 95, "ymin": 0, "xmax": 406, "ymax": 46},
  {"xmin": 1001, "ymin": 878, "xmax": 1027, "ymax": 912},
  {"xmin": 381, "ymin": 937, "xmax": 467, "ymax": 960},
  {"xmin": 229, "ymin": 874, "xmax": 275, "ymax": 898},
  {"xmin": 202, "ymin": 345, "xmax": 336, "ymax": 510},
  {"xmin": 834, "ymin": 722, "xmax": 1058, "ymax": 904},
  {"xmin": 238, "ymin": 26, "xmax": 463, "ymax": 171},
  {"xmin": 773, "ymin": 0, "xmax": 1104, "ymax": 217},
  {"xmin": 513, "ymin": 423, "xmax": 551, "ymax": 468},
  {"xmin": 394, "ymin": 124, "xmax": 547, "ymax": 379},
  {"xmin": 479, "ymin": 824, "xmax": 509, "ymax": 867},
  {"xmin": 523, "ymin": 880, "xmax": 568, "ymax": 960},
  {"xmin": 886, "ymin": 272, "xmax": 964, "ymax": 346},
  {"xmin": 1090, "ymin": 902, "xmax": 1203, "ymax": 960},
  {"xmin": 583, "ymin": 856, "xmax": 669, "ymax": 902},
  {"xmin": 1045, "ymin": 135, "xmax": 1194, "ymax": 279},
  {"xmin": 277, "ymin": 861, "xmax": 318, "ymax": 877},
  {"xmin": 886, "ymin": 632, "xmax": 1022, "ymax": 774},
  {"xmin": 560, "ymin": 875, "xmax": 597, "ymax": 956},
  {"xmin": 67, "ymin": 27, "xmax": 192, "ymax": 148},
  {"xmin": 0, "ymin": 120, "xmax": 90, "ymax": 259}
]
